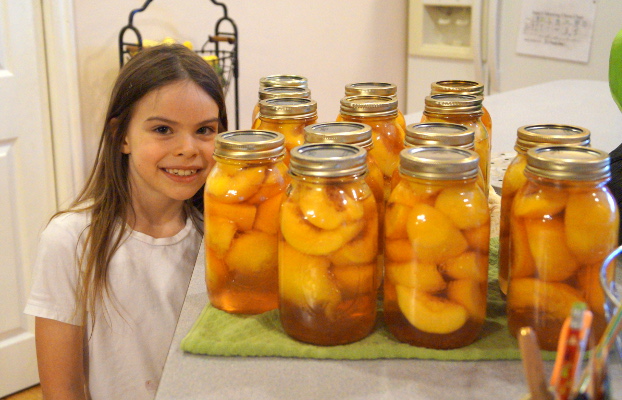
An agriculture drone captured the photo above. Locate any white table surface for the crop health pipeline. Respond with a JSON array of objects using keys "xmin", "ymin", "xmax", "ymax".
[{"xmin": 156, "ymin": 80, "xmax": 622, "ymax": 400}]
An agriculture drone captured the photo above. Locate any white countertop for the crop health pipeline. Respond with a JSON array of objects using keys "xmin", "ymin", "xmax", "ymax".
[
  {"xmin": 156, "ymin": 80, "xmax": 622, "ymax": 400},
  {"xmin": 405, "ymin": 79, "xmax": 622, "ymax": 155}
]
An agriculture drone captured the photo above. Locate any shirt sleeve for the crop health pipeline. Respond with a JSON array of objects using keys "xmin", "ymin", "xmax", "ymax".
[{"xmin": 24, "ymin": 214, "xmax": 86, "ymax": 326}]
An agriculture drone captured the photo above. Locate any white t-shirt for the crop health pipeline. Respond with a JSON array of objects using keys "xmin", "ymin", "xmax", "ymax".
[{"xmin": 24, "ymin": 211, "xmax": 201, "ymax": 400}]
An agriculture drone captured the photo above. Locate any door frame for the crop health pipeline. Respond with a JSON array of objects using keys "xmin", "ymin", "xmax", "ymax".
[{"xmin": 41, "ymin": 0, "xmax": 84, "ymax": 207}]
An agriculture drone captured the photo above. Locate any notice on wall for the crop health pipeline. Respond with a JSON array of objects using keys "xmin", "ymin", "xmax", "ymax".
[{"xmin": 515, "ymin": 0, "xmax": 597, "ymax": 63}]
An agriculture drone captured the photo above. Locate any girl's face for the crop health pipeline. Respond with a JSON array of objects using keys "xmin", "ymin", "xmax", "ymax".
[{"xmin": 122, "ymin": 80, "xmax": 219, "ymax": 208}]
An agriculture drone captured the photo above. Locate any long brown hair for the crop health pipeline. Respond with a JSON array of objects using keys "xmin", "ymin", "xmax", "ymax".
[{"xmin": 59, "ymin": 44, "xmax": 227, "ymax": 326}]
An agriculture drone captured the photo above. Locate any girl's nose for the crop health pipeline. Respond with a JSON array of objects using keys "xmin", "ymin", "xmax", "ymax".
[{"xmin": 176, "ymin": 133, "xmax": 199, "ymax": 156}]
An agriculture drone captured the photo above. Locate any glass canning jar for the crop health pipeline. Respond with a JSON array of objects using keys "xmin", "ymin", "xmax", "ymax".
[
  {"xmin": 204, "ymin": 130, "xmax": 289, "ymax": 314},
  {"xmin": 251, "ymin": 86, "xmax": 311, "ymax": 126},
  {"xmin": 259, "ymin": 74, "xmax": 308, "ymax": 90},
  {"xmin": 507, "ymin": 145, "xmax": 618, "ymax": 351},
  {"xmin": 337, "ymin": 82, "xmax": 406, "ymax": 131},
  {"xmin": 430, "ymin": 80, "xmax": 492, "ymax": 138},
  {"xmin": 384, "ymin": 146, "xmax": 490, "ymax": 349},
  {"xmin": 252, "ymin": 97, "xmax": 318, "ymax": 165},
  {"xmin": 498, "ymin": 124, "xmax": 590, "ymax": 296},
  {"xmin": 279, "ymin": 143, "xmax": 378, "ymax": 345},
  {"xmin": 338, "ymin": 95, "xmax": 406, "ymax": 200},
  {"xmin": 420, "ymin": 93, "xmax": 490, "ymax": 196},
  {"xmin": 304, "ymin": 122, "xmax": 386, "ymax": 292}
]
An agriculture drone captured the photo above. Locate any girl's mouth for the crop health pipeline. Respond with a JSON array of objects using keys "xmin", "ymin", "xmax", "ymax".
[{"xmin": 164, "ymin": 168, "xmax": 198, "ymax": 176}]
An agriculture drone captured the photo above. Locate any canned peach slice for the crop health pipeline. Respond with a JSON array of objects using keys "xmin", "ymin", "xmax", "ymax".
[
  {"xmin": 388, "ymin": 182, "xmax": 419, "ymax": 207},
  {"xmin": 510, "ymin": 218, "xmax": 536, "ymax": 279},
  {"xmin": 280, "ymin": 200, "xmax": 365, "ymax": 256},
  {"xmin": 206, "ymin": 200, "xmax": 257, "ymax": 231},
  {"xmin": 406, "ymin": 203, "xmax": 468, "ymax": 264},
  {"xmin": 207, "ymin": 164, "xmax": 266, "ymax": 203},
  {"xmin": 440, "ymin": 251, "xmax": 488, "ymax": 282},
  {"xmin": 395, "ymin": 285, "xmax": 468, "ymax": 334},
  {"xmin": 434, "ymin": 185, "xmax": 489, "ymax": 230},
  {"xmin": 330, "ymin": 263, "xmax": 375, "ymax": 298},
  {"xmin": 329, "ymin": 215, "xmax": 378, "ymax": 265},
  {"xmin": 507, "ymin": 278, "xmax": 584, "ymax": 321},
  {"xmin": 206, "ymin": 215, "xmax": 237, "ymax": 256},
  {"xmin": 384, "ymin": 202, "xmax": 411, "ymax": 239},
  {"xmin": 462, "ymin": 224, "xmax": 491, "ymax": 254},
  {"xmin": 225, "ymin": 230, "xmax": 278, "ymax": 276},
  {"xmin": 565, "ymin": 191, "xmax": 619, "ymax": 264},
  {"xmin": 386, "ymin": 261, "xmax": 446, "ymax": 292},
  {"xmin": 577, "ymin": 263, "xmax": 607, "ymax": 315},
  {"xmin": 298, "ymin": 186, "xmax": 365, "ymax": 230},
  {"xmin": 253, "ymin": 193, "xmax": 284, "ymax": 235},
  {"xmin": 371, "ymin": 131, "xmax": 401, "ymax": 178},
  {"xmin": 502, "ymin": 157, "xmax": 528, "ymax": 196},
  {"xmin": 384, "ymin": 239, "xmax": 415, "ymax": 262},
  {"xmin": 406, "ymin": 180, "xmax": 445, "ymax": 200},
  {"xmin": 206, "ymin": 248, "xmax": 229, "ymax": 288},
  {"xmin": 247, "ymin": 164, "xmax": 288, "ymax": 204},
  {"xmin": 447, "ymin": 279, "xmax": 486, "ymax": 322},
  {"xmin": 279, "ymin": 242, "xmax": 341, "ymax": 316},
  {"xmin": 513, "ymin": 187, "xmax": 568, "ymax": 218},
  {"xmin": 525, "ymin": 218, "xmax": 579, "ymax": 282}
]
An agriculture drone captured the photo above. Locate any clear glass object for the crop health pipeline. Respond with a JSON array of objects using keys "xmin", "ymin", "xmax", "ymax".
[
  {"xmin": 204, "ymin": 130, "xmax": 288, "ymax": 314},
  {"xmin": 384, "ymin": 145, "xmax": 490, "ymax": 349},
  {"xmin": 279, "ymin": 143, "xmax": 378, "ymax": 345},
  {"xmin": 507, "ymin": 145, "xmax": 618, "ymax": 351}
]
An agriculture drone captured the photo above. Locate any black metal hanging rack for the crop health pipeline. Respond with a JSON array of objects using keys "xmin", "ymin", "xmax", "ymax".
[{"xmin": 118, "ymin": 0, "xmax": 239, "ymax": 129}]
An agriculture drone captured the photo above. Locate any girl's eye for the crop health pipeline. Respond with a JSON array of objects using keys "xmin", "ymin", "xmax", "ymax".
[
  {"xmin": 154, "ymin": 126, "xmax": 171, "ymax": 134},
  {"xmin": 197, "ymin": 125, "xmax": 217, "ymax": 136}
]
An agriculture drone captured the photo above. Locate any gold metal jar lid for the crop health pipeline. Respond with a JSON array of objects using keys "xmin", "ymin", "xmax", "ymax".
[
  {"xmin": 258, "ymin": 86, "xmax": 311, "ymax": 100},
  {"xmin": 304, "ymin": 122, "xmax": 373, "ymax": 150},
  {"xmin": 258, "ymin": 97, "xmax": 317, "ymax": 120},
  {"xmin": 339, "ymin": 95, "xmax": 398, "ymax": 118},
  {"xmin": 289, "ymin": 143, "xmax": 368, "ymax": 178},
  {"xmin": 214, "ymin": 130, "xmax": 285, "ymax": 160},
  {"xmin": 399, "ymin": 145, "xmax": 480, "ymax": 180},
  {"xmin": 423, "ymin": 94, "xmax": 483, "ymax": 115},
  {"xmin": 405, "ymin": 122, "xmax": 475, "ymax": 149},
  {"xmin": 259, "ymin": 74, "xmax": 308, "ymax": 89},
  {"xmin": 431, "ymin": 80, "xmax": 484, "ymax": 96},
  {"xmin": 515, "ymin": 124, "xmax": 591, "ymax": 153},
  {"xmin": 525, "ymin": 145, "xmax": 610, "ymax": 181},
  {"xmin": 344, "ymin": 82, "xmax": 397, "ymax": 97}
]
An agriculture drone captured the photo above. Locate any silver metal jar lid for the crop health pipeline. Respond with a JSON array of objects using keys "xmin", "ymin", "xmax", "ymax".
[
  {"xmin": 339, "ymin": 95, "xmax": 398, "ymax": 117},
  {"xmin": 525, "ymin": 145, "xmax": 610, "ymax": 181},
  {"xmin": 214, "ymin": 130, "xmax": 285, "ymax": 160},
  {"xmin": 259, "ymin": 74, "xmax": 308, "ymax": 89},
  {"xmin": 405, "ymin": 122, "xmax": 475, "ymax": 149},
  {"xmin": 289, "ymin": 143, "xmax": 368, "ymax": 178},
  {"xmin": 258, "ymin": 86, "xmax": 311, "ymax": 100},
  {"xmin": 304, "ymin": 122, "xmax": 373, "ymax": 150},
  {"xmin": 399, "ymin": 145, "xmax": 480, "ymax": 180},
  {"xmin": 423, "ymin": 94, "xmax": 483, "ymax": 115},
  {"xmin": 258, "ymin": 97, "xmax": 317, "ymax": 119},
  {"xmin": 431, "ymin": 80, "xmax": 484, "ymax": 96},
  {"xmin": 344, "ymin": 82, "xmax": 397, "ymax": 97},
  {"xmin": 515, "ymin": 124, "xmax": 591, "ymax": 153}
]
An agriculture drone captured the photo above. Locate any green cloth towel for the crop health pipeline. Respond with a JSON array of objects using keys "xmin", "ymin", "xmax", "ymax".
[{"xmin": 181, "ymin": 238, "xmax": 557, "ymax": 361}]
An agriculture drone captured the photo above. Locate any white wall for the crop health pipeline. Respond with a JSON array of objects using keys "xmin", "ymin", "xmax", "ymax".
[{"xmin": 73, "ymin": 0, "xmax": 408, "ymax": 173}]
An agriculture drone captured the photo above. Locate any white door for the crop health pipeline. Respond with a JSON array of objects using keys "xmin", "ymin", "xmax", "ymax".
[{"xmin": 0, "ymin": 0, "xmax": 57, "ymax": 396}]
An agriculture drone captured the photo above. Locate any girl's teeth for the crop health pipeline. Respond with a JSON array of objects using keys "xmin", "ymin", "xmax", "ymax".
[{"xmin": 166, "ymin": 169, "xmax": 197, "ymax": 176}]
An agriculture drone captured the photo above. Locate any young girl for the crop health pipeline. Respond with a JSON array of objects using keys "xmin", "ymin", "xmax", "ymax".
[{"xmin": 24, "ymin": 44, "xmax": 227, "ymax": 400}]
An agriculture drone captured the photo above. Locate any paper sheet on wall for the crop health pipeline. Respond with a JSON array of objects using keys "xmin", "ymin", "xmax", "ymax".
[{"xmin": 515, "ymin": 0, "xmax": 597, "ymax": 63}]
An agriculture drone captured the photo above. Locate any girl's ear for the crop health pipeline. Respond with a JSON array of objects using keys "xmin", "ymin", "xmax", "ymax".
[{"xmin": 112, "ymin": 118, "xmax": 130, "ymax": 154}]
